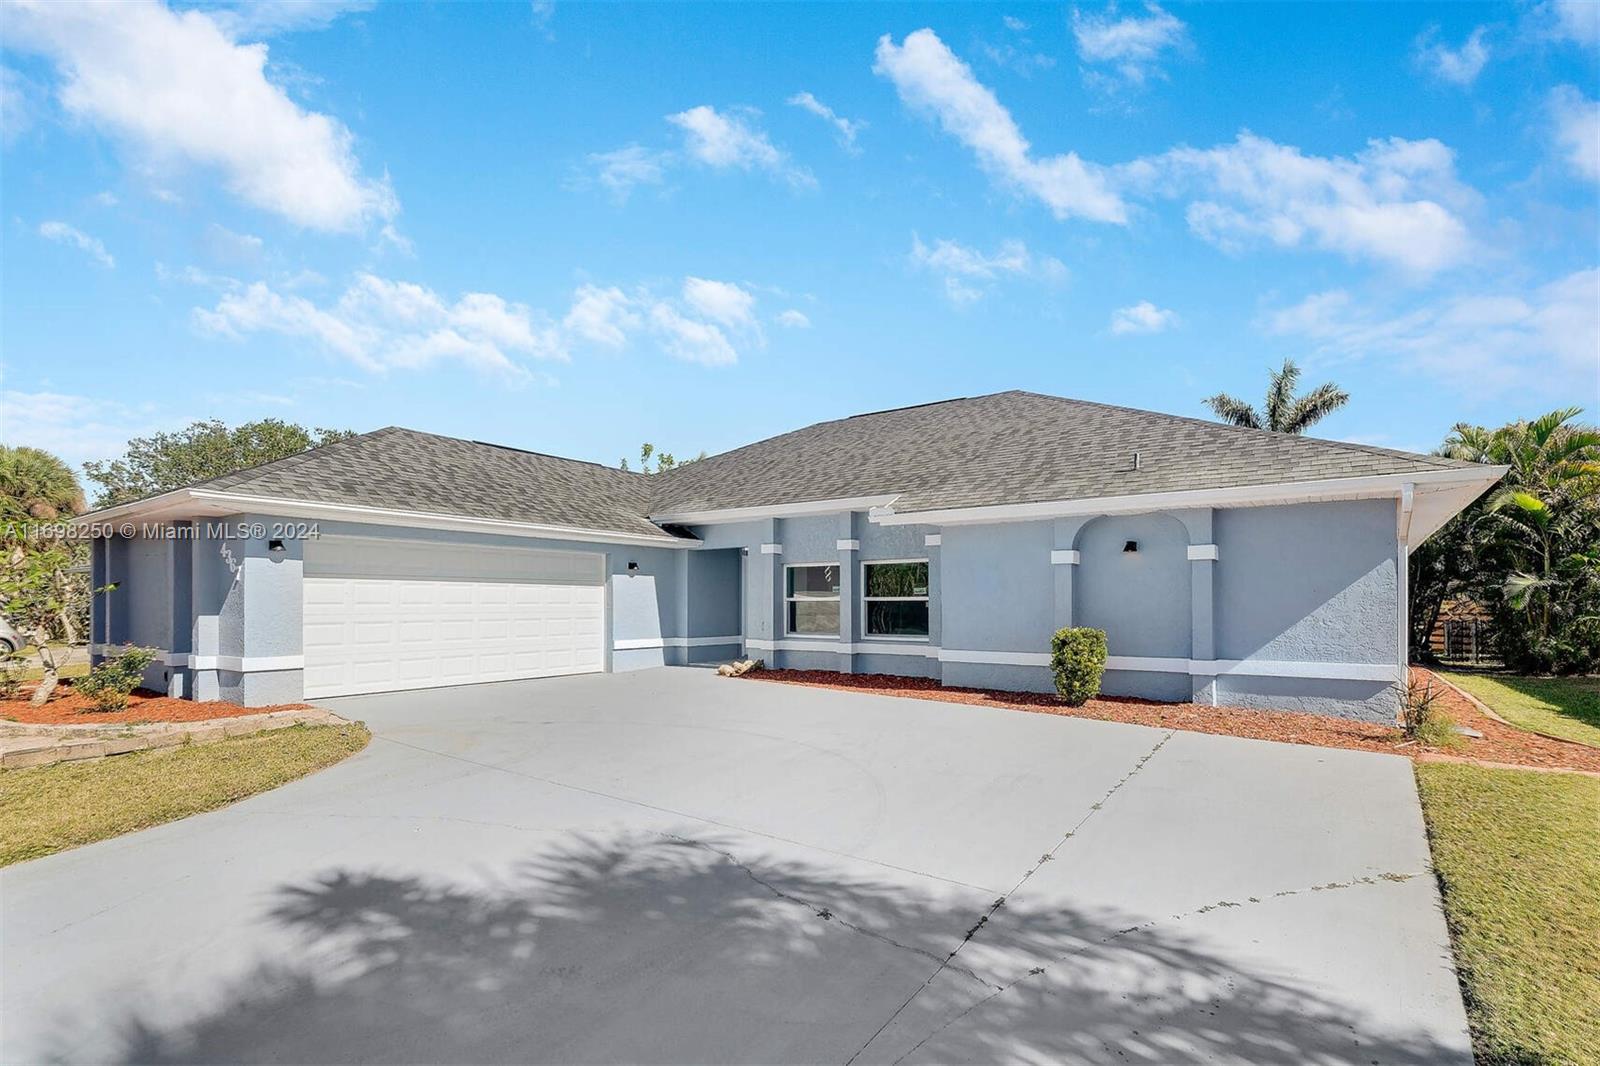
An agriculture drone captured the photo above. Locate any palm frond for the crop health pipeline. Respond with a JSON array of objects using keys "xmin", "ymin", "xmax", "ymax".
[
  {"xmin": 1263, "ymin": 359, "xmax": 1300, "ymax": 432},
  {"xmin": 1282, "ymin": 382, "xmax": 1351, "ymax": 434},
  {"xmin": 1203, "ymin": 393, "xmax": 1261, "ymax": 429}
]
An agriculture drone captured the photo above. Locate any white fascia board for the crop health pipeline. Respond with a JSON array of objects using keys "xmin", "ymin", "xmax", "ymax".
[
  {"xmin": 871, "ymin": 466, "xmax": 1507, "ymax": 527},
  {"xmin": 75, "ymin": 490, "xmax": 700, "ymax": 550},
  {"xmin": 648, "ymin": 494, "xmax": 901, "ymax": 525}
]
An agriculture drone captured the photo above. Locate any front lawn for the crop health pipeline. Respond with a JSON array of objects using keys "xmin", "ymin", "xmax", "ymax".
[
  {"xmin": 1415, "ymin": 763, "xmax": 1599, "ymax": 1065},
  {"xmin": 0, "ymin": 723, "xmax": 370, "ymax": 866},
  {"xmin": 1442, "ymin": 671, "xmax": 1600, "ymax": 749}
]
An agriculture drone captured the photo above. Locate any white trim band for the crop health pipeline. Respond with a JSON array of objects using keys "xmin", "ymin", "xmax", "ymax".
[
  {"xmin": 1050, "ymin": 549, "xmax": 1080, "ymax": 565},
  {"xmin": 759, "ymin": 543, "xmax": 783, "ymax": 555},
  {"xmin": 836, "ymin": 539, "xmax": 860, "ymax": 551},
  {"xmin": 1106, "ymin": 655, "xmax": 1401, "ymax": 682},
  {"xmin": 924, "ymin": 534, "xmax": 942, "ymax": 547},
  {"xmin": 746, "ymin": 638, "xmax": 938, "ymax": 658},
  {"xmin": 90, "ymin": 644, "xmax": 304, "ymax": 673},
  {"xmin": 614, "ymin": 635, "xmax": 743, "ymax": 651},
  {"xmin": 1186, "ymin": 544, "xmax": 1219, "ymax": 561}
]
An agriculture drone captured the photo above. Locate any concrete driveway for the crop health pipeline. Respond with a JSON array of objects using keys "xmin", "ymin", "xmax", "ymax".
[{"xmin": 2, "ymin": 668, "xmax": 1469, "ymax": 1064}]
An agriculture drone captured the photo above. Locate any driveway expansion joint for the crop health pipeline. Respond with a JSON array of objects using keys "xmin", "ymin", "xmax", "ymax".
[{"xmin": 845, "ymin": 730, "xmax": 1175, "ymax": 1065}]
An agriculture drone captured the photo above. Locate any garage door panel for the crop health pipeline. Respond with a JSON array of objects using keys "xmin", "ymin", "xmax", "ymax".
[{"xmin": 303, "ymin": 536, "xmax": 606, "ymax": 699}]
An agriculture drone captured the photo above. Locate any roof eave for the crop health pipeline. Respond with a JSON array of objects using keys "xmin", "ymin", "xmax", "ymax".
[{"xmin": 71, "ymin": 489, "xmax": 700, "ymax": 550}]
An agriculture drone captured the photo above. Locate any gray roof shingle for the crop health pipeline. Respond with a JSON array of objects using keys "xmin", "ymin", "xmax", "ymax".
[
  {"xmin": 121, "ymin": 391, "xmax": 1477, "ymax": 537},
  {"xmin": 646, "ymin": 390, "xmax": 1475, "ymax": 516},
  {"xmin": 187, "ymin": 427, "xmax": 675, "ymax": 541}
]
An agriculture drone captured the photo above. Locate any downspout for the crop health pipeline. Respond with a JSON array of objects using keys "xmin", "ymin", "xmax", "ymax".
[{"xmin": 1397, "ymin": 484, "xmax": 1414, "ymax": 685}]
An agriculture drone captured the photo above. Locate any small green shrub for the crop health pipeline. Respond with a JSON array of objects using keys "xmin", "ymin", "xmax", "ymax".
[
  {"xmin": 0, "ymin": 653, "xmax": 22, "ymax": 701},
  {"xmin": 1051, "ymin": 627, "xmax": 1107, "ymax": 706},
  {"xmin": 1401, "ymin": 675, "xmax": 1465, "ymax": 750},
  {"xmin": 75, "ymin": 645, "xmax": 157, "ymax": 712}
]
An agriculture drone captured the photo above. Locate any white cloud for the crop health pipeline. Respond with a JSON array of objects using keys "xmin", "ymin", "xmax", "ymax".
[
  {"xmin": 1530, "ymin": 0, "xmax": 1600, "ymax": 47},
  {"xmin": 529, "ymin": 0, "xmax": 556, "ymax": 40},
  {"xmin": 1070, "ymin": 2, "xmax": 1188, "ymax": 87},
  {"xmin": 667, "ymin": 105, "xmax": 814, "ymax": 187},
  {"xmin": 1, "ymin": 65, "xmax": 37, "ymax": 141},
  {"xmin": 1414, "ymin": 25, "xmax": 1491, "ymax": 86},
  {"xmin": 1550, "ymin": 85, "xmax": 1600, "ymax": 181},
  {"xmin": 787, "ymin": 91, "xmax": 865, "ymax": 152},
  {"xmin": 682, "ymin": 277, "xmax": 758, "ymax": 331},
  {"xmin": 909, "ymin": 234, "xmax": 1065, "ymax": 305},
  {"xmin": 38, "ymin": 220, "xmax": 114, "ymax": 268},
  {"xmin": 0, "ymin": 390, "xmax": 166, "ymax": 469},
  {"xmin": 874, "ymin": 29, "xmax": 1127, "ymax": 224},
  {"xmin": 1263, "ymin": 269, "xmax": 1600, "ymax": 395},
  {"xmin": 200, "ymin": 223, "xmax": 265, "ymax": 265},
  {"xmin": 775, "ymin": 309, "xmax": 812, "ymax": 328},
  {"xmin": 647, "ymin": 303, "xmax": 738, "ymax": 366},
  {"xmin": 1110, "ymin": 300, "xmax": 1177, "ymax": 334},
  {"xmin": 194, "ymin": 273, "xmax": 565, "ymax": 381},
  {"xmin": 6, "ymin": 0, "xmax": 396, "ymax": 232},
  {"xmin": 203, "ymin": 0, "xmax": 373, "ymax": 39},
  {"xmin": 1129, "ymin": 132, "xmax": 1477, "ymax": 276},
  {"xmin": 583, "ymin": 144, "xmax": 669, "ymax": 201},
  {"xmin": 562, "ymin": 285, "xmax": 639, "ymax": 349}
]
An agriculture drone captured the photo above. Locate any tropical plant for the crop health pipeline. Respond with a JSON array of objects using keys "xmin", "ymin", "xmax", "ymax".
[
  {"xmin": 83, "ymin": 419, "xmax": 356, "ymax": 507},
  {"xmin": 1398, "ymin": 674, "xmax": 1462, "ymax": 750},
  {"xmin": 76, "ymin": 645, "xmax": 158, "ymax": 712},
  {"xmin": 1051, "ymin": 626, "xmax": 1107, "ymax": 706},
  {"xmin": 0, "ymin": 542, "xmax": 101, "ymax": 704},
  {"xmin": 0, "ymin": 445, "xmax": 86, "ymax": 528},
  {"xmin": 1203, "ymin": 359, "xmax": 1350, "ymax": 434},
  {"xmin": 620, "ymin": 443, "xmax": 707, "ymax": 474},
  {"xmin": 1410, "ymin": 407, "xmax": 1600, "ymax": 673}
]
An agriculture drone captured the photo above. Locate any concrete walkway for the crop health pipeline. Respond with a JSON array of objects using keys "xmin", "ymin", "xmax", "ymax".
[{"xmin": 1, "ymin": 668, "xmax": 1470, "ymax": 1064}]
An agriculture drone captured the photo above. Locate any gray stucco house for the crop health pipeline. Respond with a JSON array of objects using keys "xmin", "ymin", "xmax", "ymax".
[{"xmin": 81, "ymin": 391, "xmax": 1503, "ymax": 722}]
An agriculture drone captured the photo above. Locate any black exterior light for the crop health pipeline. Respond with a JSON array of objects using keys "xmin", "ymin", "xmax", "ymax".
[
  {"xmin": 267, "ymin": 538, "xmax": 286, "ymax": 554},
  {"xmin": 627, "ymin": 560, "xmax": 640, "ymax": 572},
  {"xmin": 1123, "ymin": 540, "xmax": 1139, "ymax": 553}
]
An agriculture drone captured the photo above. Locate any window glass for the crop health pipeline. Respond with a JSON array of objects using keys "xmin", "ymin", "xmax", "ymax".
[
  {"xmin": 788, "ymin": 565, "xmax": 840, "ymax": 598},
  {"xmin": 789, "ymin": 599, "xmax": 839, "ymax": 635},
  {"xmin": 864, "ymin": 561, "xmax": 928, "ymax": 598},
  {"xmin": 866, "ymin": 600, "xmax": 929, "ymax": 637}
]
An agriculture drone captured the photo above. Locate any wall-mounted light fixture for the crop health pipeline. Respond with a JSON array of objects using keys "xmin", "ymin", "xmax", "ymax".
[
  {"xmin": 267, "ymin": 538, "xmax": 286, "ymax": 554},
  {"xmin": 627, "ymin": 560, "xmax": 639, "ymax": 572},
  {"xmin": 1123, "ymin": 540, "xmax": 1139, "ymax": 553}
]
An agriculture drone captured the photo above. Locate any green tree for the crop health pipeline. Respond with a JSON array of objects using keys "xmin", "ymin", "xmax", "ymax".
[
  {"xmin": 1203, "ymin": 359, "xmax": 1350, "ymax": 434},
  {"xmin": 620, "ymin": 443, "xmax": 706, "ymax": 474},
  {"xmin": 83, "ymin": 419, "xmax": 356, "ymax": 507},
  {"xmin": 1, "ymin": 541, "xmax": 97, "ymax": 704},
  {"xmin": 0, "ymin": 445, "xmax": 86, "ymax": 526},
  {"xmin": 1410, "ymin": 408, "xmax": 1600, "ymax": 672}
]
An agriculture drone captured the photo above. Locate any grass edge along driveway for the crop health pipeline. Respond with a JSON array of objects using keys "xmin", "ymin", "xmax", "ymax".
[
  {"xmin": 0, "ymin": 723, "xmax": 370, "ymax": 867},
  {"xmin": 1415, "ymin": 762, "xmax": 1599, "ymax": 1066},
  {"xmin": 1441, "ymin": 671, "xmax": 1600, "ymax": 750}
]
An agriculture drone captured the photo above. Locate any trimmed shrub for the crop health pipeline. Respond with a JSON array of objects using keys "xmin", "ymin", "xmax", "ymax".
[
  {"xmin": 1051, "ymin": 627, "xmax": 1107, "ymax": 706},
  {"xmin": 76, "ymin": 645, "xmax": 157, "ymax": 712}
]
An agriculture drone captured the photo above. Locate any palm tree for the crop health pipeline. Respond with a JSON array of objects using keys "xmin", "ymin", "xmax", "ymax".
[
  {"xmin": 0, "ymin": 446, "xmax": 85, "ymax": 525},
  {"xmin": 1444, "ymin": 408, "xmax": 1600, "ymax": 648},
  {"xmin": 1203, "ymin": 359, "xmax": 1350, "ymax": 434}
]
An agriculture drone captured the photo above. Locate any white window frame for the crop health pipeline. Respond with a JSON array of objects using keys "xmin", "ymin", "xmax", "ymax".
[
  {"xmin": 784, "ymin": 562, "xmax": 841, "ymax": 638},
  {"xmin": 861, "ymin": 558, "xmax": 931, "ymax": 642}
]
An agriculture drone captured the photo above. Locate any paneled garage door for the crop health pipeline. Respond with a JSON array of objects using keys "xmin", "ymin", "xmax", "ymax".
[{"xmin": 303, "ymin": 535, "xmax": 605, "ymax": 698}]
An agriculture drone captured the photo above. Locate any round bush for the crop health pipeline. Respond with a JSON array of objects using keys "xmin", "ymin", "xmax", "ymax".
[{"xmin": 1051, "ymin": 627, "xmax": 1107, "ymax": 706}]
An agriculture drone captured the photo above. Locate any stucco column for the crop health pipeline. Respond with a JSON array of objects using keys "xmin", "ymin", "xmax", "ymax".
[
  {"xmin": 1051, "ymin": 516, "xmax": 1095, "ymax": 632},
  {"xmin": 1177, "ymin": 508, "xmax": 1218, "ymax": 705},
  {"xmin": 748, "ymin": 517, "xmax": 781, "ymax": 655},
  {"xmin": 836, "ymin": 511, "xmax": 858, "ymax": 673}
]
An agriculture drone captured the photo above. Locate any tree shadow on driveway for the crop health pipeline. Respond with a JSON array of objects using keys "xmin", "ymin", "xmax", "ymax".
[{"xmin": 76, "ymin": 831, "xmax": 1462, "ymax": 1065}]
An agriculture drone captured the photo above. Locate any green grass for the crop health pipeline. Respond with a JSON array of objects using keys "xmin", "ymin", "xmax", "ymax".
[
  {"xmin": 0, "ymin": 723, "xmax": 370, "ymax": 866},
  {"xmin": 1443, "ymin": 671, "xmax": 1600, "ymax": 749},
  {"xmin": 1416, "ymin": 763, "xmax": 1600, "ymax": 1065}
]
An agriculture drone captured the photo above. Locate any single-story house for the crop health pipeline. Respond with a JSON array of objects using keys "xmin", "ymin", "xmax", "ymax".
[{"xmin": 79, "ymin": 390, "xmax": 1504, "ymax": 721}]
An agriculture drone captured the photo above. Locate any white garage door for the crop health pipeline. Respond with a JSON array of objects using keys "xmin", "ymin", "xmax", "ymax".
[{"xmin": 303, "ymin": 535, "xmax": 605, "ymax": 698}]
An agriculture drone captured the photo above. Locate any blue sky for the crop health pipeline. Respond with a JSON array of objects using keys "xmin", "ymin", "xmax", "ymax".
[{"xmin": 2, "ymin": 0, "xmax": 1597, "ymax": 476}]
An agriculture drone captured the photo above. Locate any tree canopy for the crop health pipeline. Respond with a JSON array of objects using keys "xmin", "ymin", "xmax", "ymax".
[
  {"xmin": 83, "ymin": 419, "xmax": 357, "ymax": 508},
  {"xmin": 620, "ymin": 442, "xmax": 706, "ymax": 474},
  {"xmin": 1203, "ymin": 359, "xmax": 1349, "ymax": 434},
  {"xmin": 0, "ymin": 445, "xmax": 85, "ymax": 526}
]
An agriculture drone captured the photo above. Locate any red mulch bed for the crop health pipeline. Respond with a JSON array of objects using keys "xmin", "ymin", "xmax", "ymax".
[
  {"xmin": 745, "ymin": 667, "xmax": 1600, "ymax": 775},
  {"xmin": 2, "ymin": 681, "xmax": 311, "ymax": 726}
]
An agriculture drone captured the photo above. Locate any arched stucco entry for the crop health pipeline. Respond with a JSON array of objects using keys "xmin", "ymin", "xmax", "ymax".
[{"xmin": 1073, "ymin": 513, "xmax": 1193, "ymax": 661}]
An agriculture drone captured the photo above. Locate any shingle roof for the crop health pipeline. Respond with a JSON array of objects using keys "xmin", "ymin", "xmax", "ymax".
[
  {"xmin": 646, "ymin": 390, "xmax": 1475, "ymax": 516},
  {"xmin": 118, "ymin": 391, "xmax": 1478, "ymax": 538},
  {"xmin": 184, "ymin": 426, "xmax": 676, "ymax": 541}
]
